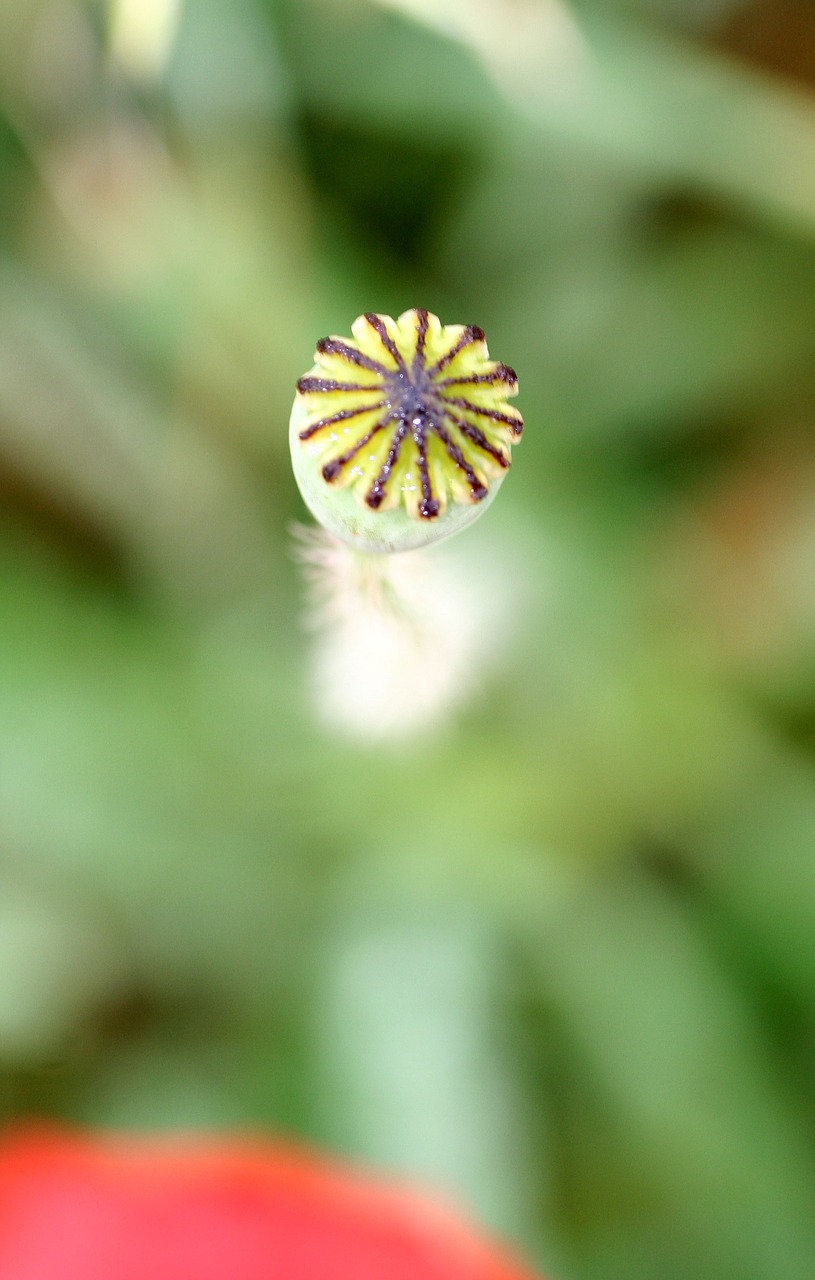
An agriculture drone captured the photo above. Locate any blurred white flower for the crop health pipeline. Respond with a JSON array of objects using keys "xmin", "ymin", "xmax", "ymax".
[
  {"xmin": 107, "ymin": 0, "xmax": 182, "ymax": 80},
  {"xmin": 292, "ymin": 526, "xmax": 518, "ymax": 742}
]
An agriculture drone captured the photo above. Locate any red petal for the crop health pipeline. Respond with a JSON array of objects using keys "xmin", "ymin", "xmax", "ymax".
[{"xmin": 0, "ymin": 1126, "xmax": 542, "ymax": 1280}]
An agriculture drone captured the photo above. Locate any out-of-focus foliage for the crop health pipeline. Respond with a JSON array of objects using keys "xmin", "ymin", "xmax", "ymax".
[{"xmin": 1, "ymin": 1, "xmax": 815, "ymax": 1277}]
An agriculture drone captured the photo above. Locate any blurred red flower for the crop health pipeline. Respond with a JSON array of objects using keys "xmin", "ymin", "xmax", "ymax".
[{"xmin": 0, "ymin": 1126, "xmax": 542, "ymax": 1280}]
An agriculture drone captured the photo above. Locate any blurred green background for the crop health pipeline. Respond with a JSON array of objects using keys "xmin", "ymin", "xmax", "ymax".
[{"xmin": 2, "ymin": 0, "xmax": 815, "ymax": 1276}]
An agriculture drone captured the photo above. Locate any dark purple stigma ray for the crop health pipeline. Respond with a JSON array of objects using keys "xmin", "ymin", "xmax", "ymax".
[
  {"xmin": 412, "ymin": 414, "xmax": 440, "ymax": 519},
  {"xmin": 321, "ymin": 414, "xmax": 393, "ymax": 482},
  {"xmin": 432, "ymin": 421, "xmax": 489, "ymax": 502},
  {"xmin": 315, "ymin": 336, "xmax": 390, "ymax": 375},
  {"xmin": 412, "ymin": 310, "xmax": 430, "ymax": 372},
  {"xmin": 442, "ymin": 408, "xmax": 510, "ymax": 470},
  {"xmin": 436, "ymin": 364, "xmax": 517, "ymax": 389},
  {"xmin": 442, "ymin": 394, "xmax": 524, "ymax": 437},
  {"xmin": 297, "ymin": 376, "xmax": 379, "ymax": 395},
  {"xmin": 298, "ymin": 400, "xmax": 387, "ymax": 442},
  {"xmin": 366, "ymin": 418, "xmax": 410, "ymax": 510},
  {"xmin": 427, "ymin": 325, "xmax": 485, "ymax": 377},
  {"xmin": 363, "ymin": 314, "xmax": 407, "ymax": 372}
]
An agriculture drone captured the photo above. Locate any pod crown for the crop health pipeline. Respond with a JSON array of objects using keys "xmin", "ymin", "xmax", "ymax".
[{"xmin": 293, "ymin": 309, "xmax": 522, "ymax": 526}]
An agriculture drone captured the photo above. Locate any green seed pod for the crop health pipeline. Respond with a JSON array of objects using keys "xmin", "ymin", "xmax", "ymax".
[{"xmin": 290, "ymin": 309, "xmax": 523, "ymax": 553}]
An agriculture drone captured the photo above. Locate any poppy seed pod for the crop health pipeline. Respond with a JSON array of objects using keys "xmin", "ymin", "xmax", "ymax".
[
  {"xmin": 0, "ymin": 1126, "xmax": 544, "ymax": 1280},
  {"xmin": 290, "ymin": 310, "xmax": 523, "ymax": 553}
]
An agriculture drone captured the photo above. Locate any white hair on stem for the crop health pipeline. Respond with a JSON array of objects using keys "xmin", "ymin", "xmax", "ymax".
[{"xmin": 292, "ymin": 526, "xmax": 516, "ymax": 742}]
